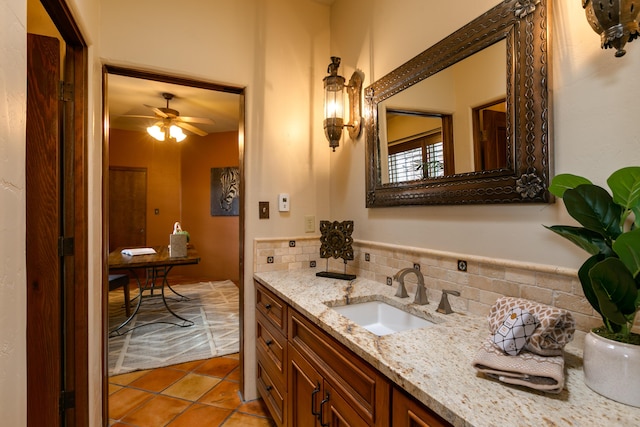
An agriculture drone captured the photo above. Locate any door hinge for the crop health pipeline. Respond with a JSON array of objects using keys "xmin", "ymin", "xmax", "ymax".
[
  {"xmin": 59, "ymin": 390, "xmax": 76, "ymax": 412},
  {"xmin": 58, "ymin": 236, "xmax": 74, "ymax": 257},
  {"xmin": 59, "ymin": 81, "xmax": 73, "ymax": 102}
]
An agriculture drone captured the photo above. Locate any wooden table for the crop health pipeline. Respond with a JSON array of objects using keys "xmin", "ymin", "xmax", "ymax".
[{"xmin": 108, "ymin": 245, "xmax": 200, "ymax": 336}]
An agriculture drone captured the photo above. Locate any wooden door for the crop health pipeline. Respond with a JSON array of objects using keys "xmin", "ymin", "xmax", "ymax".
[
  {"xmin": 109, "ymin": 167, "xmax": 147, "ymax": 251},
  {"xmin": 26, "ymin": 33, "xmax": 63, "ymax": 427},
  {"xmin": 288, "ymin": 346, "xmax": 322, "ymax": 427},
  {"xmin": 480, "ymin": 109, "xmax": 507, "ymax": 170}
]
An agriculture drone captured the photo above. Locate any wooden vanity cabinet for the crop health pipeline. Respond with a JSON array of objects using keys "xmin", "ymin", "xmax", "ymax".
[
  {"xmin": 255, "ymin": 281, "xmax": 452, "ymax": 427},
  {"xmin": 256, "ymin": 284, "xmax": 288, "ymax": 426},
  {"xmin": 391, "ymin": 388, "xmax": 452, "ymax": 427},
  {"xmin": 288, "ymin": 309, "xmax": 389, "ymax": 426}
]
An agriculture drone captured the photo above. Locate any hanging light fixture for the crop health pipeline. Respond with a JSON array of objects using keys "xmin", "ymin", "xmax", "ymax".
[
  {"xmin": 323, "ymin": 57, "xmax": 363, "ymax": 151},
  {"xmin": 583, "ymin": 0, "xmax": 640, "ymax": 57},
  {"xmin": 147, "ymin": 120, "xmax": 187, "ymax": 142}
]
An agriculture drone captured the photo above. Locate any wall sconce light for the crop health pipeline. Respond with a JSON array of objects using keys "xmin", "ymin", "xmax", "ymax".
[
  {"xmin": 147, "ymin": 121, "xmax": 187, "ymax": 142},
  {"xmin": 583, "ymin": 0, "xmax": 640, "ymax": 57},
  {"xmin": 323, "ymin": 57, "xmax": 363, "ymax": 151}
]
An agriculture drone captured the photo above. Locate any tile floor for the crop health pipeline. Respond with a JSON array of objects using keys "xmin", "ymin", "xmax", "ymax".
[{"xmin": 109, "ymin": 353, "xmax": 275, "ymax": 426}]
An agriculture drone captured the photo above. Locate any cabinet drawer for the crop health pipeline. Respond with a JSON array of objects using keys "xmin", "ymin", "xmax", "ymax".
[
  {"xmin": 289, "ymin": 309, "xmax": 390, "ymax": 426},
  {"xmin": 257, "ymin": 359, "xmax": 287, "ymax": 427},
  {"xmin": 257, "ymin": 311, "xmax": 287, "ymax": 383},
  {"xmin": 256, "ymin": 282, "xmax": 287, "ymax": 333},
  {"xmin": 392, "ymin": 387, "xmax": 452, "ymax": 427}
]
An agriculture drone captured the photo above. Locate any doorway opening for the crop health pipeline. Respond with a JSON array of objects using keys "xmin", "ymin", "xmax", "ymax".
[{"xmin": 102, "ymin": 65, "xmax": 246, "ymax": 421}]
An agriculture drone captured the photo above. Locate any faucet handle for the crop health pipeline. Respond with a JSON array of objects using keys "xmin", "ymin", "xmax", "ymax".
[{"xmin": 436, "ymin": 290, "xmax": 460, "ymax": 314}]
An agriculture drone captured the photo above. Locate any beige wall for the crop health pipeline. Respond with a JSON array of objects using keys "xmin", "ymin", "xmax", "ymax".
[{"xmin": 329, "ymin": 0, "xmax": 640, "ymax": 269}]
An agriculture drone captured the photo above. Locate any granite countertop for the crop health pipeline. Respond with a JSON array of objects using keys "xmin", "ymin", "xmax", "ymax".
[{"xmin": 254, "ymin": 270, "xmax": 640, "ymax": 427}]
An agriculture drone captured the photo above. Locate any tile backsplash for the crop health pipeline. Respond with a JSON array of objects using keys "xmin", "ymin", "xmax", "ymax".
[{"xmin": 254, "ymin": 236, "xmax": 618, "ymax": 339}]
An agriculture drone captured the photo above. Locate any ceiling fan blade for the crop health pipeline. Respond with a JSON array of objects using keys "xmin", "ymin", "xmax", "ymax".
[
  {"xmin": 143, "ymin": 104, "xmax": 168, "ymax": 118},
  {"xmin": 118, "ymin": 115, "xmax": 157, "ymax": 120},
  {"xmin": 177, "ymin": 116, "xmax": 215, "ymax": 125},
  {"xmin": 175, "ymin": 121, "xmax": 208, "ymax": 136}
]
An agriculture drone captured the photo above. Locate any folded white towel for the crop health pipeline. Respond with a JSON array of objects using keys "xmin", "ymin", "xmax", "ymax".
[{"xmin": 121, "ymin": 248, "xmax": 156, "ymax": 256}]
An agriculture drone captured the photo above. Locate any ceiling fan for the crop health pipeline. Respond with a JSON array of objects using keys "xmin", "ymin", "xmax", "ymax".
[{"xmin": 126, "ymin": 92, "xmax": 214, "ymax": 141}]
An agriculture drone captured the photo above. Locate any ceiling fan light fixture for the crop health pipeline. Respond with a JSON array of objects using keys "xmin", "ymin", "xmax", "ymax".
[
  {"xmin": 170, "ymin": 125, "xmax": 187, "ymax": 142},
  {"xmin": 147, "ymin": 124, "xmax": 165, "ymax": 141}
]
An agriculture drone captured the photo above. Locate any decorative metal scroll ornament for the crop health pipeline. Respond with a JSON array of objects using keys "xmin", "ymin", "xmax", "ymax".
[
  {"xmin": 516, "ymin": 173, "xmax": 544, "ymax": 198},
  {"xmin": 316, "ymin": 220, "xmax": 356, "ymax": 281}
]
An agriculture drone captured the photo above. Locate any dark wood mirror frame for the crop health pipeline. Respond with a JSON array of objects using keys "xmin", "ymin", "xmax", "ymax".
[{"xmin": 365, "ymin": 0, "xmax": 552, "ymax": 206}]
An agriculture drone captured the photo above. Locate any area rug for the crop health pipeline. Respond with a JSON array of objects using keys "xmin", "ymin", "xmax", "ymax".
[{"xmin": 108, "ymin": 280, "xmax": 239, "ymax": 376}]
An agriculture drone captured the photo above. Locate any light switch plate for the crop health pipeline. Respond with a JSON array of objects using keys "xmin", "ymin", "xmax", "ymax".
[
  {"xmin": 304, "ymin": 215, "xmax": 315, "ymax": 233},
  {"xmin": 259, "ymin": 201, "xmax": 269, "ymax": 219}
]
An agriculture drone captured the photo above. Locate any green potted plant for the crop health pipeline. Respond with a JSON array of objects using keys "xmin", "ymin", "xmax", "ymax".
[{"xmin": 546, "ymin": 166, "xmax": 640, "ymax": 406}]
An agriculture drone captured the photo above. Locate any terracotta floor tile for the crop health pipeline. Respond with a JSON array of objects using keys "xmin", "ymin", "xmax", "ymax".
[
  {"xmin": 195, "ymin": 356, "xmax": 239, "ymax": 378},
  {"xmin": 225, "ymin": 367, "xmax": 241, "ymax": 382},
  {"xmin": 122, "ymin": 395, "xmax": 191, "ymax": 427},
  {"xmin": 108, "ymin": 387, "xmax": 155, "ymax": 420},
  {"xmin": 221, "ymin": 412, "xmax": 276, "ymax": 427},
  {"xmin": 199, "ymin": 380, "xmax": 242, "ymax": 409},
  {"xmin": 167, "ymin": 402, "xmax": 233, "ymax": 427},
  {"xmin": 169, "ymin": 358, "xmax": 207, "ymax": 372},
  {"xmin": 109, "ymin": 383, "xmax": 123, "ymax": 395},
  {"xmin": 238, "ymin": 399, "xmax": 272, "ymax": 417},
  {"xmin": 110, "ymin": 369, "xmax": 150, "ymax": 386},
  {"xmin": 129, "ymin": 367, "xmax": 186, "ymax": 393},
  {"xmin": 162, "ymin": 373, "xmax": 221, "ymax": 401}
]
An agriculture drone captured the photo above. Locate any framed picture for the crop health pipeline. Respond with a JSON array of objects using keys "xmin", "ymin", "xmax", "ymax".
[{"xmin": 210, "ymin": 167, "xmax": 239, "ymax": 216}]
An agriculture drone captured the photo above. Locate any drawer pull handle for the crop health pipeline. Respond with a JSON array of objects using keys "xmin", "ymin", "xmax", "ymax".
[
  {"xmin": 266, "ymin": 385, "xmax": 273, "ymax": 392},
  {"xmin": 311, "ymin": 382, "xmax": 321, "ymax": 418},
  {"xmin": 265, "ymin": 303, "xmax": 272, "ymax": 310},
  {"xmin": 265, "ymin": 339, "xmax": 273, "ymax": 346},
  {"xmin": 319, "ymin": 392, "xmax": 330, "ymax": 427}
]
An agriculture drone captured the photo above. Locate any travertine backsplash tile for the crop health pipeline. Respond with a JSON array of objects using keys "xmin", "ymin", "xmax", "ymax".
[{"xmin": 253, "ymin": 236, "xmax": 631, "ymax": 337}]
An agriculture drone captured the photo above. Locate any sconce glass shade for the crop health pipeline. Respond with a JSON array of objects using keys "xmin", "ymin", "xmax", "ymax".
[
  {"xmin": 583, "ymin": 0, "xmax": 640, "ymax": 57},
  {"xmin": 323, "ymin": 56, "xmax": 363, "ymax": 152},
  {"xmin": 324, "ymin": 57, "xmax": 346, "ymax": 151}
]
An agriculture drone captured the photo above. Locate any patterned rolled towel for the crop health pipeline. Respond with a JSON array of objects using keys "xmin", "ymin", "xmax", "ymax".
[
  {"xmin": 472, "ymin": 338, "xmax": 565, "ymax": 393},
  {"xmin": 488, "ymin": 297, "xmax": 575, "ymax": 356}
]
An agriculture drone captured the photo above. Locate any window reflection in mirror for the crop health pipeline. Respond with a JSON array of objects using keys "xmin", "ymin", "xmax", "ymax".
[
  {"xmin": 383, "ymin": 111, "xmax": 454, "ymax": 184},
  {"xmin": 472, "ymin": 99, "xmax": 507, "ymax": 171},
  {"xmin": 377, "ymin": 39, "xmax": 506, "ymax": 180}
]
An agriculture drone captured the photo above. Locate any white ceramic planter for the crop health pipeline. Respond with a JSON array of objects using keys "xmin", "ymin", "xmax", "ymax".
[{"xmin": 583, "ymin": 331, "xmax": 640, "ymax": 407}]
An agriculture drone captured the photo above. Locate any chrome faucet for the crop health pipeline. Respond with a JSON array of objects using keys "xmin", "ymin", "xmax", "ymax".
[{"xmin": 393, "ymin": 268, "xmax": 428, "ymax": 305}]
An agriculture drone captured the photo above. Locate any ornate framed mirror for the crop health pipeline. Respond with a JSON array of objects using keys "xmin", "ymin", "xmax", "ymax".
[{"xmin": 365, "ymin": 0, "xmax": 551, "ymax": 206}]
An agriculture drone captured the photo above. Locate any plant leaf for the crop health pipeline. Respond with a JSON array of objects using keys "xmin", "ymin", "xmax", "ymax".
[
  {"xmin": 613, "ymin": 228, "xmax": 640, "ymax": 278},
  {"xmin": 549, "ymin": 174, "xmax": 592, "ymax": 198},
  {"xmin": 608, "ymin": 166, "xmax": 640, "ymax": 211},
  {"xmin": 563, "ymin": 185, "xmax": 622, "ymax": 239},
  {"xmin": 589, "ymin": 257, "xmax": 638, "ymax": 326},
  {"xmin": 544, "ymin": 225, "xmax": 613, "ymax": 256},
  {"xmin": 579, "ymin": 254, "xmax": 605, "ymax": 317}
]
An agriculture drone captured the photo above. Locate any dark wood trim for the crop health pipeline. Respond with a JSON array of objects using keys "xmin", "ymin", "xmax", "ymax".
[{"xmin": 36, "ymin": 1, "xmax": 89, "ymax": 426}]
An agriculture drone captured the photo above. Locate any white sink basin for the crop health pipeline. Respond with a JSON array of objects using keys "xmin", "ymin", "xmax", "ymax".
[{"xmin": 331, "ymin": 301, "xmax": 434, "ymax": 336}]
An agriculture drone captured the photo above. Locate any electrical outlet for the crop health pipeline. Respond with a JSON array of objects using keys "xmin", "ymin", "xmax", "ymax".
[{"xmin": 304, "ymin": 215, "xmax": 315, "ymax": 233}]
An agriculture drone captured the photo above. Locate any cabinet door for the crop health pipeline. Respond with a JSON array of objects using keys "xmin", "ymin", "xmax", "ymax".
[
  {"xmin": 392, "ymin": 388, "xmax": 452, "ymax": 427},
  {"xmin": 289, "ymin": 345, "xmax": 322, "ymax": 427},
  {"xmin": 323, "ymin": 383, "xmax": 370, "ymax": 427}
]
